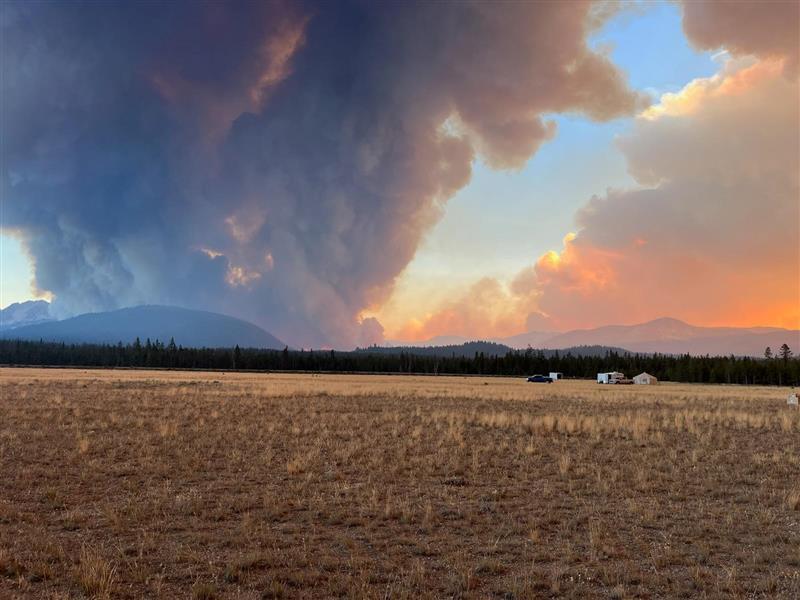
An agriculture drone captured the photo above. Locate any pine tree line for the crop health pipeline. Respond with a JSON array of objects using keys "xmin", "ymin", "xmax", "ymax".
[{"xmin": 1, "ymin": 339, "xmax": 798, "ymax": 386}]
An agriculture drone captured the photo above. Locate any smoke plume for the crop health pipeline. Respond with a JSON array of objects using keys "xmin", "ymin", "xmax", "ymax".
[{"xmin": 2, "ymin": 1, "xmax": 644, "ymax": 346}]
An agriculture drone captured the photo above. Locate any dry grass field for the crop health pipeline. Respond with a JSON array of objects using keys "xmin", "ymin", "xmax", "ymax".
[{"xmin": 1, "ymin": 368, "xmax": 799, "ymax": 599}]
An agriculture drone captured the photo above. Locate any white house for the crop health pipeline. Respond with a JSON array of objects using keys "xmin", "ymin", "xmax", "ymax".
[{"xmin": 633, "ymin": 372, "xmax": 658, "ymax": 385}]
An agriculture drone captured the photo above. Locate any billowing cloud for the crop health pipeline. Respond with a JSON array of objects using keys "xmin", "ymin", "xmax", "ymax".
[
  {"xmin": 533, "ymin": 58, "xmax": 799, "ymax": 330},
  {"xmin": 526, "ymin": 1, "xmax": 800, "ymax": 331},
  {"xmin": 2, "ymin": 0, "xmax": 643, "ymax": 347},
  {"xmin": 388, "ymin": 277, "xmax": 540, "ymax": 342},
  {"xmin": 390, "ymin": 53, "xmax": 800, "ymax": 338},
  {"xmin": 681, "ymin": 0, "xmax": 799, "ymax": 73}
]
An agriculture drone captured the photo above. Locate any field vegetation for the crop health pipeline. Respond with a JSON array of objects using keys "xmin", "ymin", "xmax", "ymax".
[{"xmin": 1, "ymin": 368, "xmax": 799, "ymax": 598}]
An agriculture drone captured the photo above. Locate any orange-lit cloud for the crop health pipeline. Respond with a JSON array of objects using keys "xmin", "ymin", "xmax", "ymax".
[
  {"xmin": 377, "ymin": 2, "xmax": 799, "ymax": 339},
  {"xmin": 148, "ymin": 7, "xmax": 309, "ymax": 143},
  {"xmin": 225, "ymin": 210, "xmax": 267, "ymax": 244},
  {"xmin": 640, "ymin": 58, "xmax": 782, "ymax": 121},
  {"xmin": 250, "ymin": 16, "xmax": 309, "ymax": 106},
  {"xmin": 225, "ymin": 265, "xmax": 262, "ymax": 288},
  {"xmin": 388, "ymin": 277, "xmax": 539, "ymax": 342},
  {"xmin": 531, "ymin": 232, "xmax": 621, "ymax": 297},
  {"xmin": 383, "ymin": 53, "xmax": 799, "ymax": 339},
  {"xmin": 532, "ymin": 57, "xmax": 799, "ymax": 330},
  {"xmin": 197, "ymin": 247, "xmax": 224, "ymax": 259}
]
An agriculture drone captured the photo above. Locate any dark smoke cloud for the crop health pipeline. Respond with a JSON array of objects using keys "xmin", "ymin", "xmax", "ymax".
[{"xmin": 2, "ymin": 1, "xmax": 643, "ymax": 347}]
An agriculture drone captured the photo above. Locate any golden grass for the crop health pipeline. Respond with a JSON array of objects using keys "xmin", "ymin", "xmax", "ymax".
[
  {"xmin": 1, "ymin": 367, "xmax": 799, "ymax": 598},
  {"xmin": 74, "ymin": 545, "xmax": 116, "ymax": 598}
]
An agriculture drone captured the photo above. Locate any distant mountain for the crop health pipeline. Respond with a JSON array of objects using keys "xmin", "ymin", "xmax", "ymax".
[
  {"xmin": 0, "ymin": 300, "xmax": 53, "ymax": 330},
  {"xmin": 610, "ymin": 329, "xmax": 800, "ymax": 357},
  {"xmin": 385, "ymin": 317, "xmax": 799, "ymax": 357},
  {"xmin": 383, "ymin": 335, "xmax": 471, "ymax": 347},
  {"xmin": 508, "ymin": 318, "xmax": 799, "ymax": 357},
  {"xmin": 359, "ymin": 341, "xmax": 629, "ymax": 358},
  {"xmin": 386, "ymin": 332, "xmax": 555, "ymax": 348},
  {"xmin": 542, "ymin": 345, "xmax": 632, "ymax": 358},
  {"xmin": 495, "ymin": 330, "xmax": 556, "ymax": 348},
  {"xmin": 360, "ymin": 341, "xmax": 512, "ymax": 357},
  {"xmin": 1, "ymin": 305, "xmax": 285, "ymax": 349}
]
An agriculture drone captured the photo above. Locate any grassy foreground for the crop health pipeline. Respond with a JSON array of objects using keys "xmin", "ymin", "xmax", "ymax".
[{"xmin": 1, "ymin": 368, "xmax": 799, "ymax": 598}]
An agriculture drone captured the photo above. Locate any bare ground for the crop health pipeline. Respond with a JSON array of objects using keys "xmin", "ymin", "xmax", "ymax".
[{"xmin": 1, "ymin": 368, "xmax": 799, "ymax": 598}]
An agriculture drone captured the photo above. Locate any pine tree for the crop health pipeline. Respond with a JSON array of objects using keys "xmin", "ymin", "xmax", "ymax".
[
  {"xmin": 779, "ymin": 343, "xmax": 793, "ymax": 363},
  {"xmin": 764, "ymin": 346, "xmax": 772, "ymax": 359},
  {"xmin": 233, "ymin": 345, "xmax": 241, "ymax": 369}
]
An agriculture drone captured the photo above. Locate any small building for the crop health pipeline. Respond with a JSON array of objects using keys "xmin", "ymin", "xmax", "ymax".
[
  {"xmin": 633, "ymin": 372, "xmax": 658, "ymax": 385},
  {"xmin": 549, "ymin": 372, "xmax": 564, "ymax": 381},
  {"xmin": 597, "ymin": 372, "xmax": 625, "ymax": 384}
]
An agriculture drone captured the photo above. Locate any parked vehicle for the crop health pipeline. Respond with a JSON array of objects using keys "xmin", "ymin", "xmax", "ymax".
[{"xmin": 527, "ymin": 374, "xmax": 552, "ymax": 383}]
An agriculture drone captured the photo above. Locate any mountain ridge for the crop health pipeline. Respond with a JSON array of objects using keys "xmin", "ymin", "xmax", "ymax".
[
  {"xmin": 388, "ymin": 317, "xmax": 799, "ymax": 357},
  {"xmin": 1, "ymin": 305, "xmax": 285, "ymax": 349},
  {"xmin": 0, "ymin": 300, "xmax": 53, "ymax": 330},
  {"xmin": 357, "ymin": 342, "xmax": 630, "ymax": 358}
]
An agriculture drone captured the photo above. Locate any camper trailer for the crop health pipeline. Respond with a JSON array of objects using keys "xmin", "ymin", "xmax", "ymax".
[
  {"xmin": 549, "ymin": 372, "xmax": 564, "ymax": 381},
  {"xmin": 597, "ymin": 372, "xmax": 626, "ymax": 384}
]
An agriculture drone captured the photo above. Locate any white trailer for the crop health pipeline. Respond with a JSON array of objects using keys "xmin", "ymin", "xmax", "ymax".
[
  {"xmin": 597, "ymin": 372, "xmax": 626, "ymax": 384},
  {"xmin": 549, "ymin": 372, "xmax": 564, "ymax": 381}
]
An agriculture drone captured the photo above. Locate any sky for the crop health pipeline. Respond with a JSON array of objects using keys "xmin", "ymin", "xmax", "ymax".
[{"xmin": 2, "ymin": 0, "xmax": 798, "ymax": 347}]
